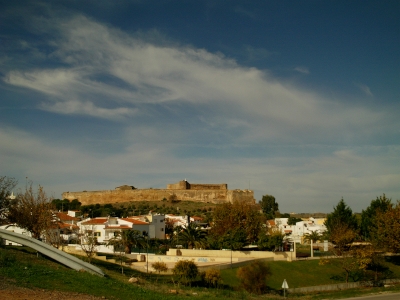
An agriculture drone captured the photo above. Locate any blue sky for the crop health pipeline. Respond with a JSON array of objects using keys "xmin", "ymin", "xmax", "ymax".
[{"xmin": 1, "ymin": 0, "xmax": 399, "ymax": 213}]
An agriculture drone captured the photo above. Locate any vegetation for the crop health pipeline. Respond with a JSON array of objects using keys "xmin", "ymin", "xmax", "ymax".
[
  {"xmin": 324, "ymin": 198, "xmax": 358, "ymax": 240},
  {"xmin": 172, "ymin": 260, "xmax": 199, "ymax": 286},
  {"xmin": 260, "ymin": 194, "xmax": 279, "ymax": 219},
  {"xmin": 7, "ymin": 183, "xmax": 54, "ymax": 239},
  {"xmin": 0, "ymin": 176, "xmax": 18, "ymax": 225},
  {"xmin": 175, "ymin": 222, "xmax": 207, "ymax": 249},
  {"xmin": 237, "ymin": 261, "xmax": 271, "ymax": 294}
]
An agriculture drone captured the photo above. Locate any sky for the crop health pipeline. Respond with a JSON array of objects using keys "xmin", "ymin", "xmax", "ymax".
[{"xmin": 1, "ymin": 0, "xmax": 399, "ymax": 213}]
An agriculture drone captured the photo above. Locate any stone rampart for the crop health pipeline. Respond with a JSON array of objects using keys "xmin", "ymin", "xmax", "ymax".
[{"xmin": 62, "ymin": 186, "xmax": 255, "ymax": 206}]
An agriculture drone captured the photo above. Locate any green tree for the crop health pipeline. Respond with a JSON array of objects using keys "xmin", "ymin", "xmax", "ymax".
[
  {"xmin": 107, "ymin": 229, "xmax": 144, "ymax": 254},
  {"xmin": 0, "ymin": 176, "xmax": 18, "ymax": 225},
  {"xmin": 303, "ymin": 230, "xmax": 321, "ymax": 243},
  {"xmin": 172, "ymin": 260, "xmax": 199, "ymax": 286},
  {"xmin": 288, "ymin": 216, "xmax": 302, "ymax": 225},
  {"xmin": 176, "ymin": 222, "xmax": 207, "ymax": 249},
  {"xmin": 219, "ymin": 227, "xmax": 247, "ymax": 250},
  {"xmin": 360, "ymin": 194, "xmax": 392, "ymax": 240},
  {"xmin": 260, "ymin": 195, "xmax": 279, "ymax": 219},
  {"xmin": 257, "ymin": 227, "xmax": 284, "ymax": 251},
  {"xmin": 324, "ymin": 198, "xmax": 358, "ymax": 239}
]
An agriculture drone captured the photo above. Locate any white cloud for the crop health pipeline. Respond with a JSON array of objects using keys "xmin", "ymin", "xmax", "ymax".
[
  {"xmin": 355, "ymin": 83, "xmax": 373, "ymax": 97},
  {"xmin": 294, "ymin": 66, "xmax": 310, "ymax": 74}
]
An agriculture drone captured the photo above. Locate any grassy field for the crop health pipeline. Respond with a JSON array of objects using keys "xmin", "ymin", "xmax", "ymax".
[{"xmin": 2, "ymin": 245, "xmax": 400, "ymax": 299}]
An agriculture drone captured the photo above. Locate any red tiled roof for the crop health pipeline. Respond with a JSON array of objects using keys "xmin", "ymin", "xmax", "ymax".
[
  {"xmin": 120, "ymin": 218, "xmax": 149, "ymax": 225},
  {"xmin": 55, "ymin": 212, "xmax": 78, "ymax": 222},
  {"xmin": 267, "ymin": 220, "xmax": 276, "ymax": 226},
  {"xmin": 105, "ymin": 225, "xmax": 131, "ymax": 229},
  {"xmin": 81, "ymin": 218, "xmax": 108, "ymax": 225}
]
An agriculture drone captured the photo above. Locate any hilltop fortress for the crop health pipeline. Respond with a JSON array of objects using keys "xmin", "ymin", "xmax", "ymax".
[{"xmin": 62, "ymin": 180, "xmax": 255, "ymax": 206}]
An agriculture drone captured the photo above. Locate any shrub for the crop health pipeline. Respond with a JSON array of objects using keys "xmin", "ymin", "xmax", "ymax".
[
  {"xmin": 237, "ymin": 261, "xmax": 271, "ymax": 294},
  {"xmin": 203, "ymin": 268, "xmax": 222, "ymax": 288},
  {"xmin": 172, "ymin": 260, "xmax": 198, "ymax": 286},
  {"xmin": 152, "ymin": 261, "xmax": 168, "ymax": 274}
]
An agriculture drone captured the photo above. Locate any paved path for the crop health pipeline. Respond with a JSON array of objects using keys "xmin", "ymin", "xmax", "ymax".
[{"xmin": 340, "ymin": 292, "xmax": 400, "ymax": 300}]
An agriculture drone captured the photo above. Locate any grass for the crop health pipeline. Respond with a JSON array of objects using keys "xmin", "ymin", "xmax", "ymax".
[{"xmin": 3, "ymin": 245, "xmax": 400, "ymax": 299}]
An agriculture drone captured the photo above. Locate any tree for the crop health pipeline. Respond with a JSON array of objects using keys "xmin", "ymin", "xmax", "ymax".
[
  {"xmin": 370, "ymin": 202, "xmax": 400, "ymax": 253},
  {"xmin": 260, "ymin": 195, "xmax": 279, "ymax": 219},
  {"xmin": 324, "ymin": 198, "xmax": 358, "ymax": 239},
  {"xmin": 257, "ymin": 227, "xmax": 284, "ymax": 251},
  {"xmin": 360, "ymin": 194, "xmax": 392, "ymax": 241},
  {"xmin": 0, "ymin": 176, "xmax": 18, "ymax": 225},
  {"xmin": 211, "ymin": 200, "xmax": 262, "ymax": 246},
  {"xmin": 108, "ymin": 229, "xmax": 144, "ymax": 254},
  {"xmin": 288, "ymin": 216, "xmax": 302, "ymax": 225},
  {"xmin": 172, "ymin": 260, "xmax": 199, "ymax": 286},
  {"xmin": 303, "ymin": 230, "xmax": 321, "ymax": 244},
  {"xmin": 201, "ymin": 268, "xmax": 222, "ymax": 288},
  {"xmin": 8, "ymin": 184, "xmax": 54, "ymax": 239},
  {"xmin": 237, "ymin": 261, "xmax": 271, "ymax": 294},
  {"xmin": 152, "ymin": 261, "xmax": 168, "ymax": 274},
  {"xmin": 80, "ymin": 226, "xmax": 99, "ymax": 264},
  {"xmin": 219, "ymin": 227, "xmax": 247, "ymax": 250},
  {"xmin": 175, "ymin": 222, "xmax": 207, "ymax": 249}
]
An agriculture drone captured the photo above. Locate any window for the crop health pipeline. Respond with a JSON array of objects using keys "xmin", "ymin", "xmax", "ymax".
[
  {"xmin": 94, "ymin": 232, "xmax": 101, "ymax": 237},
  {"xmin": 160, "ymin": 219, "xmax": 164, "ymax": 223},
  {"xmin": 161, "ymin": 228, "xmax": 164, "ymax": 232}
]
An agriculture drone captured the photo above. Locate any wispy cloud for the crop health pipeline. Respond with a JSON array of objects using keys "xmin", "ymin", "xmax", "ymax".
[
  {"xmin": 355, "ymin": 83, "xmax": 373, "ymax": 97},
  {"xmin": 294, "ymin": 66, "xmax": 310, "ymax": 74}
]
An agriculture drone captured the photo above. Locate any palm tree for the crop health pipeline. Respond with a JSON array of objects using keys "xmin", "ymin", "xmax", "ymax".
[
  {"xmin": 176, "ymin": 223, "xmax": 207, "ymax": 249},
  {"xmin": 303, "ymin": 230, "xmax": 321, "ymax": 244},
  {"xmin": 108, "ymin": 229, "xmax": 144, "ymax": 254}
]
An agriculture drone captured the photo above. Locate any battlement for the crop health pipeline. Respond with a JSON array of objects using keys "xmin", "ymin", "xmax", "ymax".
[{"xmin": 167, "ymin": 180, "xmax": 227, "ymax": 190}]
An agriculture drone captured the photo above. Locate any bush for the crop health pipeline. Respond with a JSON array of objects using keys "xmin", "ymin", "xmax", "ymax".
[
  {"xmin": 202, "ymin": 268, "xmax": 222, "ymax": 288},
  {"xmin": 237, "ymin": 261, "xmax": 271, "ymax": 294},
  {"xmin": 152, "ymin": 261, "xmax": 168, "ymax": 274},
  {"xmin": 172, "ymin": 260, "xmax": 198, "ymax": 286}
]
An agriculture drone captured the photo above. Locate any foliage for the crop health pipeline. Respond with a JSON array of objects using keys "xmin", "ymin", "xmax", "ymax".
[
  {"xmin": 361, "ymin": 194, "xmax": 392, "ymax": 241},
  {"xmin": 175, "ymin": 222, "xmax": 207, "ymax": 249},
  {"xmin": 260, "ymin": 194, "xmax": 279, "ymax": 219},
  {"xmin": 80, "ymin": 232, "xmax": 99, "ymax": 263},
  {"xmin": 288, "ymin": 216, "xmax": 302, "ymax": 225},
  {"xmin": 219, "ymin": 227, "xmax": 248, "ymax": 250},
  {"xmin": 7, "ymin": 184, "xmax": 54, "ymax": 239},
  {"xmin": 303, "ymin": 230, "xmax": 321, "ymax": 243},
  {"xmin": 237, "ymin": 261, "xmax": 271, "ymax": 294},
  {"xmin": 324, "ymin": 198, "xmax": 359, "ymax": 240},
  {"xmin": 201, "ymin": 268, "xmax": 222, "ymax": 288},
  {"xmin": 51, "ymin": 198, "xmax": 81, "ymax": 212},
  {"xmin": 172, "ymin": 259, "xmax": 199, "ymax": 286},
  {"xmin": 0, "ymin": 176, "xmax": 18, "ymax": 225},
  {"xmin": 152, "ymin": 261, "xmax": 168, "ymax": 274},
  {"xmin": 257, "ymin": 227, "xmax": 284, "ymax": 251},
  {"xmin": 370, "ymin": 201, "xmax": 400, "ymax": 253},
  {"xmin": 210, "ymin": 200, "xmax": 262, "ymax": 246}
]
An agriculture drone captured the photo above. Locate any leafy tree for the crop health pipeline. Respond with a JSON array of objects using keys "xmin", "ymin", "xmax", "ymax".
[
  {"xmin": 172, "ymin": 260, "xmax": 199, "ymax": 286},
  {"xmin": 8, "ymin": 184, "xmax": 54, "ymax": 239},
  {"xmin": 0, "ymin": 176, "xmax": 18, "ymax": 225},
  {"xmin": 257, "ymin": 227, "xmax": 284, "ymax": 251},
  {"xmin": 219, "ymin": 227, "xmax": 247, "ymax": 250},
  {"xmin": 260, "ymin": 195, "xmax": 279, "ymax": 219},
  {"xmin": 211, "ymin": 200, "xmax": 262, "ymax": 246},
  {"xmin": 288, "ymin": 216, "xmax": 302, "ymax": 225},
  {"xmin": 107, "ymin": 229, "xmax": 144, "ymax": 254},
  {"xmin": 175, "ymin": 222, "xmax": 207, "ymax": 249},
  {"xmin": 360, "ymin": 194, "xmax": 392, "ymax": 240},
  {"xmin": 370, "ymin": 202, "xmax": 400, "ymax": 253},
  {"xmin": 237, "ymin": 261, "xmax": 271, "ymax": 294},
  {"xmin": 303, "ymin": 230, "xmax": 321, "ymax": 244},
  {"xmin": 324, "ymin": 198, "xmax": 358, "ymax": 239}
]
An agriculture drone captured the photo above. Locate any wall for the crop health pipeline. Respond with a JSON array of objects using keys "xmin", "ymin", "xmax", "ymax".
[
  {"xmin": 62, "ymin": 188, "xmax": 255, "ymax": 206},
  {"xmin": 166, "ymin": 248, "xmax": 294, "ymax": 261}
]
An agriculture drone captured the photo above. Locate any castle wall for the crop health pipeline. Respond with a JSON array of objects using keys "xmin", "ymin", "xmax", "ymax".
[{"xmin": 62, "ymin": 188, "xmax": 255, "ymax": 206}]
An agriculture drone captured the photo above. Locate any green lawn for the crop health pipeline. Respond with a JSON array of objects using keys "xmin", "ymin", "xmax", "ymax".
[{"xmin": 3, "ymin": 245, "xmax": 400, "ymax": 300}]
